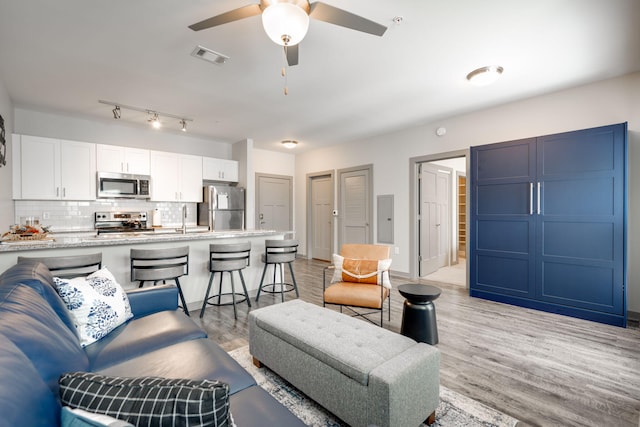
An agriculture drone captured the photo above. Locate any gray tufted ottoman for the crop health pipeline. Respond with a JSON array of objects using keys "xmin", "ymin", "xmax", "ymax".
[{"xmin": 249, "ymin": 299, "xmax": 440, "ymax": 427}]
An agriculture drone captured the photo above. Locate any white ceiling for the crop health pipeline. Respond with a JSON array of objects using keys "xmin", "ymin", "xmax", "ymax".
[{"xmin": 0, "ymin": 0, "xmax": 639, "ymax": 153}]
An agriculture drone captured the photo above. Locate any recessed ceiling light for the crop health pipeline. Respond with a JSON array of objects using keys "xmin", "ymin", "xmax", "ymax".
[
  {"xmin": 191, "ymin": 45, "xmax": 229, "ymax": 66},
  {"xmin": 466, "ymin": 65, "xmax": 504, "ymax": 86}
]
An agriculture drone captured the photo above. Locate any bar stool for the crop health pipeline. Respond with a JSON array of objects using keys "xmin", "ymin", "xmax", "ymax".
[
  {"xmin": 200, "ymin": 242, "xmax": 252, "ymax": 319},
  {"xmin": 130, "ymin": 246, "xmax": 190, "ymax": 316},
  {"xmin": 17, "ymin": 253, "xmax": 103, "ymax": 279},
  {"xmin": 255, "ymin": 239, "xmax": 299, "ymax": 303}
]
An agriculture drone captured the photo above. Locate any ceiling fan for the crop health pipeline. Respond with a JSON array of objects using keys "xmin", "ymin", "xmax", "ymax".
[{"xmin": 188, "ymin": 0, "xmax": 387, "ymax": 66}]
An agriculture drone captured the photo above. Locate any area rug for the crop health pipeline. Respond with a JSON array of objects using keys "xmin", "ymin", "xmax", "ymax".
[{"xmin": 228, "ymin": 346, "xmax": 519, "ymax": 427}]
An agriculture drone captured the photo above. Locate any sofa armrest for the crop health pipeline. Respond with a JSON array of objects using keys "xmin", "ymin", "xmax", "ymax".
[{"xmin": 126, "ymin": 285, "xmax": 179, "ymax": 318}]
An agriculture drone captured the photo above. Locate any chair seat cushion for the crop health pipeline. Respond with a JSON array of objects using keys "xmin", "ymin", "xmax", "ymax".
[{"xmin": 324, "ymin": 282, "xmax": 389, "ymax": 309}]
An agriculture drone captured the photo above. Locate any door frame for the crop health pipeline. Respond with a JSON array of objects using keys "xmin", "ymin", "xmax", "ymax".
[
  {"xmin": 306, "ymin": 170, "xmax": 335, "ymax": 259},
  {"xmin": 409, "ymin": 150, "xmax": 469, "ymax": 283},
  {"xmin": 337, "ymin": 164, "xmax": 373, "ymax": 248},
  {"xmin": 255, "ymin": 173, "xmax": 293, "ymax": 231}
]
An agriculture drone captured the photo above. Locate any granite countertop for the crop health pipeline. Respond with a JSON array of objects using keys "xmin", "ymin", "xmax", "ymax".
[{"xmin": 0, "ymin": 229, "xmax": 281, "ymax": 252}]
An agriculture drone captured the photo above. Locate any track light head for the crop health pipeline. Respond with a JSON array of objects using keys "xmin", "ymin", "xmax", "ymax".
[
  {"xmin": 112, "ymin": 106, "xmax": 121, "ymax": 119},
  {"xmin": 180, "ymin": 119, "xmax": 187, "ymax": 132},
  {"xmin": 149, "ymin": 112, "xmax": 161, "ymax": 129}
]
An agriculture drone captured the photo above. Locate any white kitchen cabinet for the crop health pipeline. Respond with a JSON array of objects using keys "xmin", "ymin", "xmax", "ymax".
[
  {"xmin": 97, "ymin": 144, "xmax": 150, "ymax": 175},
  {"xmin": 150, "ymin": 151, "xmax": 202, "ymax": 202},
  {"xmin": 16, "ymin": 135, "xmax": 96, "ymax": 200},
  {"xmin": 202, "ymin": 157, "xmax": 238, "ymax": 182}
]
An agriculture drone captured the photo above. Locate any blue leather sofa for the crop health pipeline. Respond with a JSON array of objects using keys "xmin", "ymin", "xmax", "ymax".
[{"xmin": 0, "ymin": 261, "xmax": 304, "ymax": 427}]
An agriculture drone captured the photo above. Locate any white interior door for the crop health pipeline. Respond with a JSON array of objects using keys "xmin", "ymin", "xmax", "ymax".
[
  {"xmin": 339, "ymin": 166, "xmax": 372, "ymax": 247},
  {"xmin": 310, "ymin": 175, "xmax": 332, "ymax": 261},
  {"xmin": 419, "ymin": 163, "xmax": 451, "ymax": 276},
  {"xmin": 256, "ymin": 175, "xmax": 292, "ymax": 231}
]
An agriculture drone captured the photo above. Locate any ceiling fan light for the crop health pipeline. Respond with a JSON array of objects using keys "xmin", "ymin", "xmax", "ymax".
[
  {"xmin": 262, "ymin": 3, "xmax": 309, "ymax": 46},
  {"xmin": 466, "ymin": 65, "xmax": 504, "ymax": 86}
]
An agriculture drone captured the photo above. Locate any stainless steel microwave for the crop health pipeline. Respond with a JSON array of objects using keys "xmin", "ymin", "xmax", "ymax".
[{"xmin": 97, "ymin": 172, "xmax": 151, "ymax": 199}]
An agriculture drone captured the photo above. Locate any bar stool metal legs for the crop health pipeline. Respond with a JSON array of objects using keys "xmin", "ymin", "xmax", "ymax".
[
  {"xmin": 200, "ymin": 242, "xmax": 252, "ymax": 319},
  {"xmin": 255, "ymin": 239, "xmax": 299, "ymax": 303}
]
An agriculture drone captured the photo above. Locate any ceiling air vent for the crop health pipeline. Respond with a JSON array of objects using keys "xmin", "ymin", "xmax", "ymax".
[{"xmin": 191, "ymin": 45, "xmax": 229, "ymax": 66}]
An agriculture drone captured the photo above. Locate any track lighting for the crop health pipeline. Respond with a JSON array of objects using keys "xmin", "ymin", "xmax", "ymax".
[
  {"xmin": 149, "ymin": 112, "xmax": 161, "ymax": 129},
  {"xmin": 98, "ymin": 100, "xmax": 193, "ymax": 132}
]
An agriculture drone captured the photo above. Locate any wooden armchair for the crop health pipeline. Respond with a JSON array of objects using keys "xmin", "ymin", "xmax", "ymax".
[{"xmin": 323, "ymin": 243, "xmax": 392, "ymax": 326}]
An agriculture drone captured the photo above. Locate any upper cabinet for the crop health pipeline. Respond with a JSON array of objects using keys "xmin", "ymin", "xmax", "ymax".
[
  {"xmin": 150, "ymin": 151, "xmax": 202, "ymax": 202},
  {"xmin": 96, "ymin": 144, "xmax": 150, "ymax": 175},
  {"xmin": 203, "ymin": 157, "xmax": 238, "ymax": 182},
  {"xmin": 13, "ymin": 135, "xmax": 96, "ymax": 200}
]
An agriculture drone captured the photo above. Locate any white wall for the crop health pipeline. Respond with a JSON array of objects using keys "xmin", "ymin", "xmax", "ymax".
[
  {"xmin": 0, "ymin": 77, "xmax": 13, "ymax": 232},
  {"xmin": 13, "ymin": 107, "xmax": 232, "ymax": 158},
  {"xmin": 294, "ymin": 72, "xmax": 640, "ymax": 313}
]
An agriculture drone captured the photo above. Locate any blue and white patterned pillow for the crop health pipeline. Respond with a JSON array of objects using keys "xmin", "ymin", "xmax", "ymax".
[{"xmin": 54, "ymin": 267, "xmax": 133, "ymax": 347}]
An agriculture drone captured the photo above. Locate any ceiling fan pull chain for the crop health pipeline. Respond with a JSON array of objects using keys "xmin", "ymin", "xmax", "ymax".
[{"xmin": 282, "ymin": 49, "xmax": 289, "ymax": 96}]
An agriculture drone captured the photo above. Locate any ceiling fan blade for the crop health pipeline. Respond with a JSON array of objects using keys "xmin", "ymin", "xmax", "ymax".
[
  {"xmin": 285, "ymin": 44, "xmax": 299, "ymax": 66},
  {"xmin": 189, "ymin": 4, "xmax": 262, "ymax": 31},
  {"xmin": 309, "ymin": 2, "xmax": 387, "ymax": 37}
]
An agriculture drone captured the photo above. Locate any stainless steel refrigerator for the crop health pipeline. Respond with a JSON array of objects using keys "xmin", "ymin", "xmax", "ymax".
[{"xmin": 197, "ymin": 185, "xmax": 245, "ymax": 230}]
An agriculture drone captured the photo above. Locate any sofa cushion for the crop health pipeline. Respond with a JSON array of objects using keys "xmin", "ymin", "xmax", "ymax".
[
  {"xmin": 53, "ymin": 267, "xmax": 133, "ymax": 347},
  {"xmin": 0, "ymin": 332, "xmax": 61, "ymax": 426},
  {"xmin": 0, "ymin": 261, "xmax": 78, "ymax": 335},
  {"xmin": 85, "ymin": 310, "xmax": 207, "ymax": 370},
  {"xmin": 0, "ymin": 281, "xmax": 90, "ymax": 392},
  {"xmin": 61, "ymin": 407, "xmax": 134, "ymax": 427},
  {"xmin": 96, "ymin": 338, "xmax": 256, "ymax": 395},
  {"xmin": 251, "ymin": 300, "xmax": 415, "ymax": 386},
  {"xmin": 59, "ymin": 372, "xmax": 232, "ymax": 427}
]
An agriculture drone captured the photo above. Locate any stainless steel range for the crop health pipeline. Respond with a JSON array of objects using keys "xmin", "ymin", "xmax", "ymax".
[{"xmin": 94, "ymin": 211, "xmax": 154, "ymax": 235}]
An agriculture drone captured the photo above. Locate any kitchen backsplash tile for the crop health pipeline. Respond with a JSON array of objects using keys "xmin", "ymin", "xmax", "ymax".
[{"xmin": 14, "ymin": 200, "xmax": 197, "ymax": 231}]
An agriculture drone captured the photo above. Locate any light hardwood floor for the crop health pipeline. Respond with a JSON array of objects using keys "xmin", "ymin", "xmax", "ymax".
[{"xmin": 194, "ymin": 258, "xmax": 640, "ymax": 427}]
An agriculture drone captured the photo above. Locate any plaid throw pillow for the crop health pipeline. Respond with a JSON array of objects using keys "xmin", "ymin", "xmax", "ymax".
[{"xmin": 59, "ymin": 372, "xmax": 232, "ymax": 427}]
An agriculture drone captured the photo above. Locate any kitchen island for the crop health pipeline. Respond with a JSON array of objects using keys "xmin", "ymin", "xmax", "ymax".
[{"xmin": 0, "ymin": 229, "xmax": 287, "ymax": 312}]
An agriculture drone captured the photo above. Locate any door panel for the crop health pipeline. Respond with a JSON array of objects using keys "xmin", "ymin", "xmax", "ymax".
[
  {"xmin": 419, "ymin": 164, "xmax": 450, "ymax": 276},
  {"xmin": 339, "ymin": 167, "xmax": 371, "ymax": 246},
  {"xmin": 470, "ymin": 138, "xmax": 537, "ymax": 298},
  {"xmin": 257, "ymin": 175, "xmax": 292, "ymax": 231},
  {"xmin": 311, "ymin": 176, "xmax": 332, "ymax": 261},
  {"xmin": 536, "ymin": 125, "xmax": 625, "ymax": 314}
]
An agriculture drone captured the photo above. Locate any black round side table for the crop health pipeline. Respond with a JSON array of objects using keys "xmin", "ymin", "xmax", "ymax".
[{"xmin": 398, "ymin": 284, "xmax": 441, "ymax": 345}]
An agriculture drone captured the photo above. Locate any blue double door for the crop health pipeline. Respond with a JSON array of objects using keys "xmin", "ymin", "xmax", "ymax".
[{"xmin": 470, "ymin": 123, "xmax": 627, "ymax": 326}]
